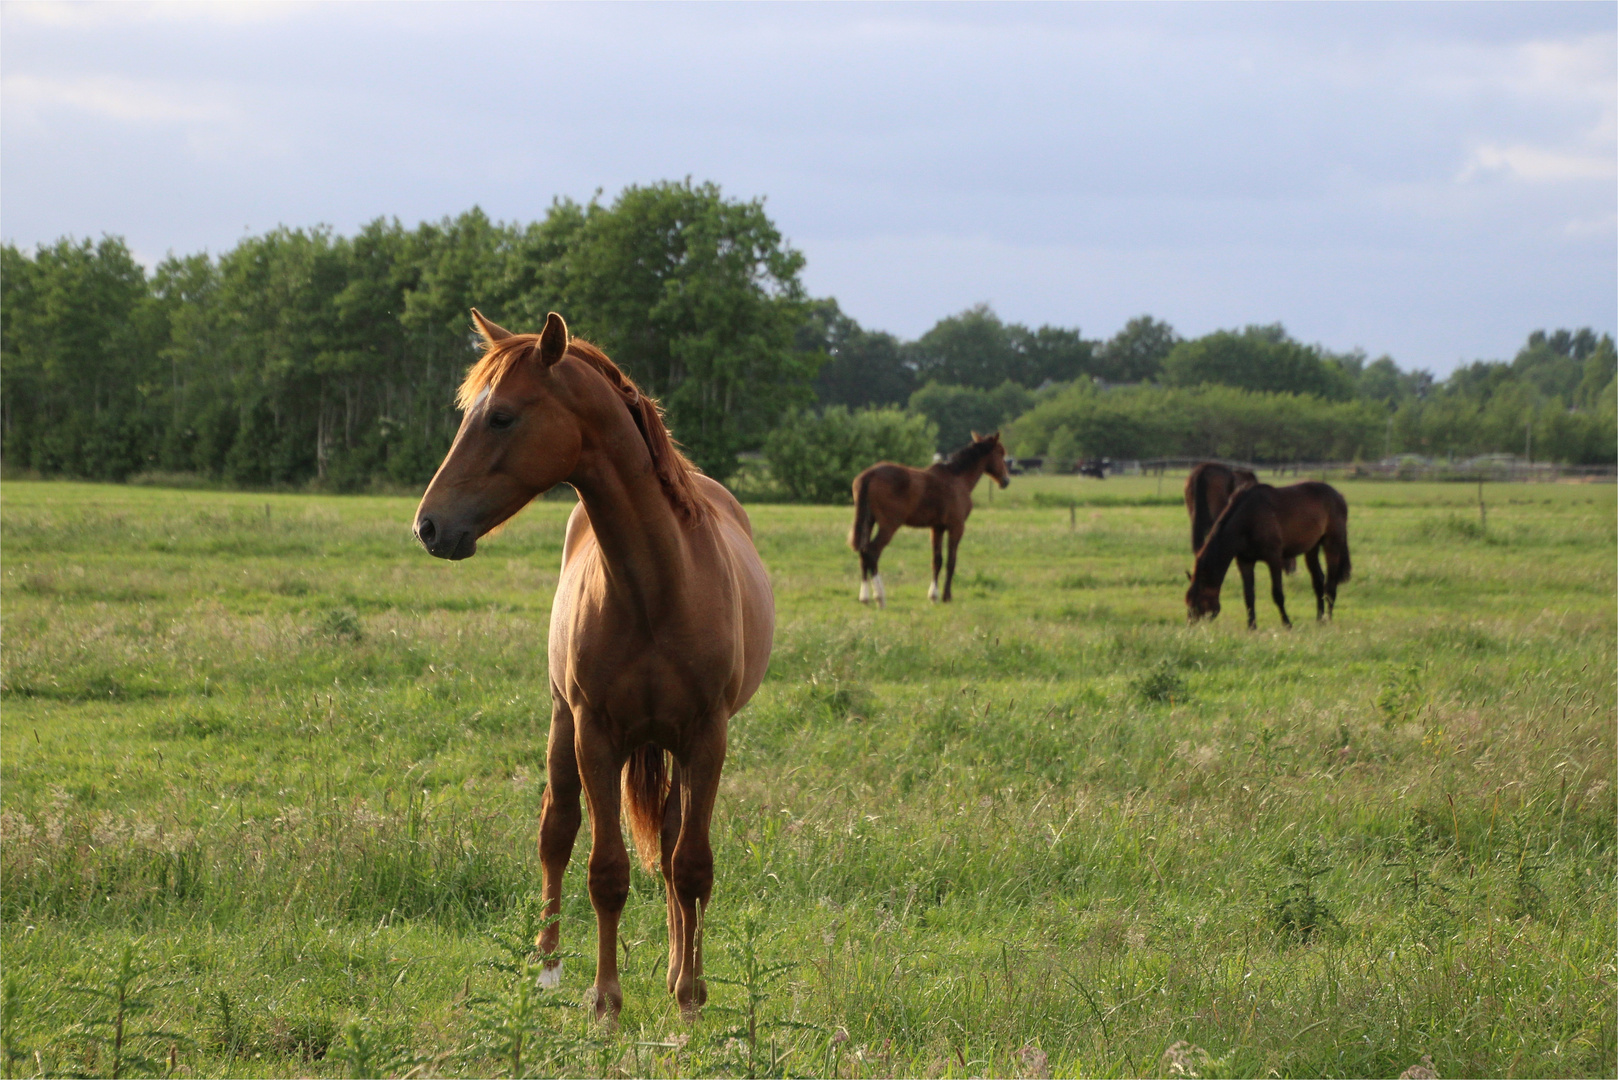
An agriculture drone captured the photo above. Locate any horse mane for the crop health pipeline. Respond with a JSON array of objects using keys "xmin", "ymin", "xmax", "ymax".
[
  {"xmin": 939, "ymin": 438, "xmax": 996, "ymax": 474},
  {"xmin": 457, "ymin": 334, "xmax": 712, "ymax": 525}
]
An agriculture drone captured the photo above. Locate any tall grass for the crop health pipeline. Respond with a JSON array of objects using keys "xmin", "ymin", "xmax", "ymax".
[{"xmin": 2, "ymin": 478, "xmax": 1612, "ymax": 1077}]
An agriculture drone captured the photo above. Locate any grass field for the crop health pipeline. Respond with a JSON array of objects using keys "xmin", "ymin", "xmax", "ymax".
[{"xmin": 2, "ymin": 475, "xmax": 1613, "ymax": 1079}]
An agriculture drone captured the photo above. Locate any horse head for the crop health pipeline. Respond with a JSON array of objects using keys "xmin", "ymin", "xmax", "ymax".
[
  {"xmin": 973, "ymin": 431, "xmax": 1011, "ymax": 489},
  {"xmin": 1185, "ymin": 570, "xmax": 1221, "ymax": 621},
  {"xmin": 414, "ymin": 310, "xmax": 580, "ymax": 560}
]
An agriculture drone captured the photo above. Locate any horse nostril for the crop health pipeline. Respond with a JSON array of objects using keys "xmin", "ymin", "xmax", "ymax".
[{"xmin": 417, "ymin": 516, "xmax": 436, "ymax": 546}]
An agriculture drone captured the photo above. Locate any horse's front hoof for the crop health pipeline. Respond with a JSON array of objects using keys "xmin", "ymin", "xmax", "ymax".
[
  {"xmin": 586, "ymin": 983, "xmax": 623, "ymax": 1025},
  {"xmin": 537, "ymin": 959, "xmax": 563, "ymax": 990}
]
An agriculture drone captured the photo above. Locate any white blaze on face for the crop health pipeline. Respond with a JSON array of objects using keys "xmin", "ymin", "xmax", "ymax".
[{"xmin": 472, "ymin": 387, "xmax": 491, "ymax": 413}]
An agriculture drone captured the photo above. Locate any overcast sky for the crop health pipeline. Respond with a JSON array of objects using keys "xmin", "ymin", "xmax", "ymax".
[{"xmin": 3, "ymin": 1, "xmax": 1613, "ymax": 374}]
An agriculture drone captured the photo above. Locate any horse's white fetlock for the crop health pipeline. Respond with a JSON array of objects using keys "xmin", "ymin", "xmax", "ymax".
[
  {"xmin": 538, "ymin": 960, "xmax": 563, "ymax": 989},
  {"xmin": 858, "ymin": 579, "xmax": 870, "ymax": 603},
  {"xmin": 873, "ymin": 574, "xmax": 886, "ymax": 609},
  {"xmin": 928, "ymin": 580, "xmax": 939, "ymax": 602}
]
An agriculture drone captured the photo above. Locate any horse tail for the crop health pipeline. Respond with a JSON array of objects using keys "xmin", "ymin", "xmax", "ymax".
[
  {"xmin": 1189, "ymin": 465, "xmax": 1218, "ymax": 553},
  {"xmin": 621, "ymin": 744, "xmax": 668, "ymax": 875},
  {"xmin": 850, "ymin": 472, "xmax": 875, "ymax": 553},
  {"xmin": 1329, "ymin": 486, "xmax": 1352, "ymax": 582}
]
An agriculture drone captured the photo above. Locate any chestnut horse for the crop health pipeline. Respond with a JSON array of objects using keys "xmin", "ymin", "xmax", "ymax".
[
  {"xmin": 415, "ymin": 311, "xmax": 774, "ymax": 1020},
  {"xmin": 1186, "ymin": 481, "xmax": 1351, "ymax": 628},
  {"xmin": 848, "ymin": 432, "xmax": 1010, "ymax": 606},
  {"xmin": 1184, "ymin": 461, "xmax": 1257, "ymax": 553}
]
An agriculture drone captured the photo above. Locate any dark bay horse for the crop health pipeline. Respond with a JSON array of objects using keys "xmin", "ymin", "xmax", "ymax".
[
  {"xmin": 1184, "ymin": 461, "xmax": 1257, "ymax": 553},
  {"xmin": 415, "ymin": 310, "xmax": 774, "ymax": 1020},
  {"xmin": 1186, "ymin": 481, "xmax": 1351, "ymax": 629},
  {"xmin": 849, "ymin": 432, "xmax": 1010, "ymax": 605}
]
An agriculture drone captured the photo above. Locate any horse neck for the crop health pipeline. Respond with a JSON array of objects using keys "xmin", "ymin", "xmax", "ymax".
[
  {"xmin": 948, "ymin": 457, "xmax": 989, "ymax": 491},
  {"xmin": 564, "ymin": 373, "xmax": 698, "ymax": 614},
  {"xmin": 1193, "ymin": 516, "xmax": 1240, "ymax": 588}
]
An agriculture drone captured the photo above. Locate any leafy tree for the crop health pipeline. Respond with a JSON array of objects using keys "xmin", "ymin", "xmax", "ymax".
[
  {"xmin": 908, "ymin": 304, "xmax": 1094, "ymax": 389},
  {"xmin": 1094, "ymin": 315, "xmax": 1179, "ymax": 383},
  {"xmin": 557, "ymin": 180, "xmax": 816, "ymax": 481},
  {"xmin": 1161, "ymin": 324, "xmax": 1356, "ymax": 401},
  {"xmin": 908, "ymin": 380, "xmax": 1032, "ymax": 454},
  {"xmin": 800, "ymin": 299, "xmax": 914, "ymax": 408},
  {"xmin": 761, "ymin": 405, "xmax": 936, "ymax": 503}
]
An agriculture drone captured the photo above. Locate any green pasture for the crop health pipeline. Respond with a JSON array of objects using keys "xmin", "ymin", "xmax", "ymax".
[{"xmin": 2, "ymin": 476, "xmax": 1613, "ymax": 1078}]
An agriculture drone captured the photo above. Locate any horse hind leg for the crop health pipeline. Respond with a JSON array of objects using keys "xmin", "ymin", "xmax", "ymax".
[
  {"xmin": 537, "ymin": 693, "xmax": 582, "ymax": 987},
  {"xmin": 858, "ymin": 552, "xmax": 872, "ymax": 603},
  {"xmin": 1305, "ymin": 548, "xmax": 1327, "ymax": 621},
  {"xmin": 1267, "ymin": 559, "xmax": 1292, "ymax": 628},
  {"xmin": 661, "ymin": 759, "xmax": 686, "ymax": 995},
  {"xmin": 866, "ymin": 524, "xmax": 896, "ymax": 609}
]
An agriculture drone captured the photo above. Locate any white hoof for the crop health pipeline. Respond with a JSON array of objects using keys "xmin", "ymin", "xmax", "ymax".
[
  {"xmin": 537, "ymin": 960, "xmax": 563, "ymax": 989},
  {"xmin": 928, "ymin": 581, "xmax": 939, "ymax": 602},
  {"xmin": 874, "ymin": 575, "xmax": 886, "ymax": 609},
  {"xmin": 858, "ymin": 580, "xmax": 870, "ymax": 603}
]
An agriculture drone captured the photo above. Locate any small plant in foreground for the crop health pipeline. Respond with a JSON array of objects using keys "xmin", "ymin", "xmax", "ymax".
[
  {"xmin": 318, "ymin": 606, "xmax": 364, "ymax": 642},
  {"xmin": 1131, "ymin": 658, "xmax": 1187, "ymax": 705},
  {"xmin": 1264, "ymin": 840, "xmax": 1341, "ymax": 944},
  {"xmin": 64, "ymin": 942, "xmax": 184, "ymax": 1079},
  {"xmin": 707, "ymin": 911, "xmax": 819, "ymax": 1079}
]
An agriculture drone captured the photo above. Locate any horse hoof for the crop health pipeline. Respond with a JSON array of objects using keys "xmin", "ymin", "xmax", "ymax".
[
  {"xmin": 537, "ymin": 960, "xmax": 563, "ymax": 989},
  {"xmin": 586, "ymin": 985, "xmax": 622, "ymax": 1024}
]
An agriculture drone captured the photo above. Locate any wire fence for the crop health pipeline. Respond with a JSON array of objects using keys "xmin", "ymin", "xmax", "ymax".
[{"xmin": 1015, "ymin": 456, "xmax": 1616, "ymax": 483}]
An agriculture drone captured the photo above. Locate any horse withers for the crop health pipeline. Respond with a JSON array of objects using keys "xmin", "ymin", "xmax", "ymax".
[
  {"xmin": 1184, "ymin": 461, "xmax": 1258, "ymax": 553},
  {"xmin": 848, "ymin": 432, "xmax": 1010, "ymax": 606},
  {"xmin": 1185, "ymin": 480, "xmax": 1351, "ymax": 629},
  {"xmin": 414, "ymin": 310, "xmax": 774, "ymax": 1021}
]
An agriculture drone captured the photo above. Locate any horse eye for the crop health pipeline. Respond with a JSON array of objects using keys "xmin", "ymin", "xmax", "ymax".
[{"xmin": 488, "ymin": 412, "xmax": 515, "ymax": 431}]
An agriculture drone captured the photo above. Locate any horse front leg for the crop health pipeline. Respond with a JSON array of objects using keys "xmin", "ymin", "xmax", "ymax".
[
  {"xmin": 942, "ymin": 525, "xmax": 963, "ymax": 602},
  {"xmin": 537, "ymin": 692, "xmax": 582, "ymax": 988},
  {"xmin": 1304, "ymin": 548, "xmax": 1327, "ymax": 620},
  {"xmin": 1238, "ymin": 559, "xmax": 1258, "ymax": 629},
  {"xmin": 670, "ymin": 720, "xmax": 727, "ymax": 1018},
  {"xmin": 929, "ymin": 527, "xmax": 944, "ymax": 601},
  {"xmin": 574, "ymin": 721, "xmax": 630, "ymax": 1022},
  {"xmin": 1268, "ymin": 560, "xmax": 1292, "ymax": 628}
]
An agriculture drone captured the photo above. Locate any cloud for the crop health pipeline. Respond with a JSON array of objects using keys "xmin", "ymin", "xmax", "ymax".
[
  {"xmin": 1461, "ymin": 143, "xmax": 1616, "ymax": 183},
  {"xmin": 3, "ymin": 74, "xmax": 235, "ymax": 125}
]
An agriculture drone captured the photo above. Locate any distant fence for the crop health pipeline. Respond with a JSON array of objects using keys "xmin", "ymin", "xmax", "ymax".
[{"xmin": 1014, "ymin": 456, "xmax": 1616, "ymax": 483}]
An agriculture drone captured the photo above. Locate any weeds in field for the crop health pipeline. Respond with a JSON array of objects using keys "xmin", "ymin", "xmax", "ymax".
[
  {"xmin": 62, "ymin": 942, "xmax": 184, "ymax": 1079},
  {"xmin": 1263, "ymin": 840, "xmax": 1341, "ymax": 945}
]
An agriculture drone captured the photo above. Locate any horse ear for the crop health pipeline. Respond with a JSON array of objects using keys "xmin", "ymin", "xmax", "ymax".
[
  {"xmin": 470, "ymin": 308, "xmax": 513, "ymax": 343},
  {"xmin": 537, "ymin": 312, "xmax": 569, "ymax": 369},
  {"xmin": 990, "ymin": 431, "xmax": 1001, "ymax": 443},
  {"xmin": 970, "ymin": 430, "xmax": 981, "ymax": 441}
]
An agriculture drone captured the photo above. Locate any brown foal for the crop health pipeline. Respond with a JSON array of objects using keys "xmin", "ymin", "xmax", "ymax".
[
  {"xmin": 414, "ymin": 310, "xmax": 774, "ymax": 1020},
  {"xmin": 848, "ymin": 432, "xmax": 1010, "ymax": 605}
]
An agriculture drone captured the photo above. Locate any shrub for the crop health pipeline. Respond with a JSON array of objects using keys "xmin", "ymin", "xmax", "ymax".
[{"xmin": 761, "ymin": 406, "xmax": 936, "ymax": 503}]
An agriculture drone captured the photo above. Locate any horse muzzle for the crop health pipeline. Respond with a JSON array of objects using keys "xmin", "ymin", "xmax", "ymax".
[{"xmin": 415, "ymin": 513, "xmax": 478, "ymax": 560}]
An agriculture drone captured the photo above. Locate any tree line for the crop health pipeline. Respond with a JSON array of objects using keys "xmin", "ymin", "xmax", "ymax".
[
  {"xmin": 4, "ymin": 182, "xmax": 1614, "ymax": 498},
  {"xmin": 2, "ymin": 181, "xmax": 810, "ymax": 487}
]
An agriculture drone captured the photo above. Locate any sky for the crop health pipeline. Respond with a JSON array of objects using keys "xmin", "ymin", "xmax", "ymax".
[{"xmin": 3, "ymin": 1, "xmax": 1614, "ymax": 375}]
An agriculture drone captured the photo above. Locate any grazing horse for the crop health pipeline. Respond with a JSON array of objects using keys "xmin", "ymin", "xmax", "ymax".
[
  {"xmin": 1184, "ymin": 462, "xmax": 1258, "ymax": 553},
  {"xmin": 414, "ymin": 310, "xmax": 774, "ymax": 1020},
  {"xmin": 1185, "ymin": 481, "xmax": 1351, "ymax": 629},
  {"xmin": 849, "ymin": 432, "xmax": 1010, "ymax": 606}
]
